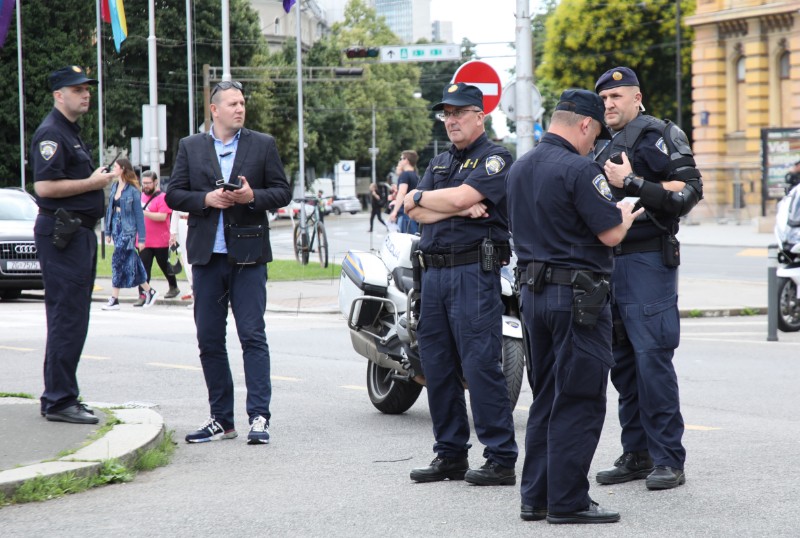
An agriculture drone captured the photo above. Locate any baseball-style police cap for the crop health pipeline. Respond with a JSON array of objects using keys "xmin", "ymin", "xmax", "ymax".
[
  {"xmin": 555, "ymin": 89, "xmax": 612, "ymax": 140},
  {"xmin": 49, "ymin": 66, "xmax": 98, "ymax": 92},
  {"xmin": 431, "ymin": 82, "xmax": 484, "ymax": 111},
  {"xmin": 595, "ymin": 66, "xmax": 640, "ymax": 93}
]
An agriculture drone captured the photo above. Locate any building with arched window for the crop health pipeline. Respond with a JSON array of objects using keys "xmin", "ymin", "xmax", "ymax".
[{"xmin": 686, "ymin": 1, "xmax": 799, "ymax": 222}]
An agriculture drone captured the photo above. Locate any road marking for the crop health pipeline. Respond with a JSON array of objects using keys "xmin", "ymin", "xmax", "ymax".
[
  {"xmin": 147, "ymin": 362, "xmax": 202, "ymax": 371},
  {"xmin": 683, "ymin": 332, "xmax": 764, "ymax": 336},
  {"xmin": 737, "ymin": 248, "xmax": 767, "ymax": 257},
  {"xmin": 682, "ymin": 337, "xmax": 800, "ymax": 346},
  {"xmin": 0, "ymin": 345, "xmax": 35, "ymax": 352},
  {"xmin": 341, "ymin": 385, "xmax": 367, "ymax": 391},
  {"xmin": 82, "ymin": 354, "xmax": 110, "ymax": 360},
  {"xmin": 273, "ymin": 375, "xmax": 301, "ymax": 382},
  {"xmin": 685, "ymin": 425, "xmax": 722, "ymax": 431}
]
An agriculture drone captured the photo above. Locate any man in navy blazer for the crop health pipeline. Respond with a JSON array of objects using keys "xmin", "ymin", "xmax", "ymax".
[{"xmin": 165, "ymin": 80, "xmax": 291, "ymax": 445}]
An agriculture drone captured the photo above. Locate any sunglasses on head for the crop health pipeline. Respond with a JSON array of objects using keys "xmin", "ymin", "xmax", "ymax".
[{"xmin": 210, "ymin": 80, "xmax": 243, "ymax": 101}]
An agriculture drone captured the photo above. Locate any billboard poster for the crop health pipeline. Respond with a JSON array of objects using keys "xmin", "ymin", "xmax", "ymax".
[{"xmin": 762, "ymin": 128, "xmax": 800, "ymax": 209}]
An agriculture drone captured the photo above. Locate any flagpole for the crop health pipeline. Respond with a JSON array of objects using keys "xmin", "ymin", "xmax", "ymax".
[
  {"xmin": 221, "ymin": 0, "xmax": 230, "ymax": 81},
  {"xmin": 16, "ymin": 0, "xmax": 24, "ymax": 189},
  {"xmin": 186, "ymin": 0, "xmax": 194, "ymax": 134},
  {"xmin": 295, "ymin": 1, "xmax": 304, "ymax": 192},
  {"xmin": 96, "ymin": 0, "xmax": 105, "ymax": 168}
]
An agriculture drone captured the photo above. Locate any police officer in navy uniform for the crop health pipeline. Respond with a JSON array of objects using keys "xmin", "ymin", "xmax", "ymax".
[
  {"xmin": 508, "ymin": 89, "xmax": 642, "ymax": 524},
  {"xmin": 32, "ymin": 66, "xmax": 115, "ymax": 424},
  {"xmin": 404, "ymin": 83, "xmax": 518, "ymax": 486},
  {"xmin": 593, "ymin": 67, "xmax": 703, "ymax": 490}
]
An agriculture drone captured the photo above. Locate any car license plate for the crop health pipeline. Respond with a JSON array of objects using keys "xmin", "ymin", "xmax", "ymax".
[{"xmin": 7, "ymin": 260, "xmax": 40, "ymax": 271}]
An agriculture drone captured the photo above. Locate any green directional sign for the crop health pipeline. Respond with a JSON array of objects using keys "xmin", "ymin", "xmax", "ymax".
[{"xmin": 380, "ymin": 44, "xmax": 460, "ymax": 63}]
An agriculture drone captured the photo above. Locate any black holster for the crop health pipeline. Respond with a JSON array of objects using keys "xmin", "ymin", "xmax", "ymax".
[
  {"xmin": 411, "ymin": 249, "xmax": 423, "ymax": 316},
  {"xmin": 571, "ymin": 271, "xmax": 610, "ymax": 328},
  {"xmin": 52, "ymin": 208, "xmax": 82, "ymax": 249},
  {"xmin": 662, "ymin": 234, "xmax": 680, "ymax": 267},
  {"xmin": 522, "ymin": 261, "xmax": 547, "ymax": 293}
]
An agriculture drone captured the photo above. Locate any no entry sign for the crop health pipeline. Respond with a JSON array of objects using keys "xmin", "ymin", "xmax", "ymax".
[{"xmin": 453, "ymin": 61, "xmax": 503, "ymax": 114}]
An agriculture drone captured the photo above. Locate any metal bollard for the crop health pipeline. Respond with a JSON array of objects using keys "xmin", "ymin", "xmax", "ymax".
[{"xmin": 767, "ymin": 244, "xmax": 778, "ymax": 341}]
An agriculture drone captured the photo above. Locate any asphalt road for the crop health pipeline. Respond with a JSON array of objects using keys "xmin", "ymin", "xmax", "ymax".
[{"xmin": 2, "ymin": 298, "xmax": 799, "ymax": 536}]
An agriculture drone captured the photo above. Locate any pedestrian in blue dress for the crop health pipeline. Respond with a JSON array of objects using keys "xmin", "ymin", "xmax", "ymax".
[{"xmin": 102, "ymin": 158, "xmax": 158, "ymax": 310}]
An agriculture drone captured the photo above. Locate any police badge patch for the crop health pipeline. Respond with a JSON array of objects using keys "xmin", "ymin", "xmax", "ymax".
[
  {"xmin": 655, "ymin": 137, "xmax": 668, "ymax": 156},
  {"xmin": 39, "ymin": 141, "xmax": 58, "ymax": 161},
  {"xmin": 592, "ymin": 174, "xmax": 613, "ymax": 201},
  {"xmin": 485, "ymin": 155, "xmax": 506, "ymax": 175}
]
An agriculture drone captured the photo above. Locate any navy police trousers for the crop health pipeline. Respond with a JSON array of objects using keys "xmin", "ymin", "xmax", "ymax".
[
  {"xmin": 520, "ymin": 283, "xmax": 611, "ymax": 513},
  {"xmin": 611, "ymin": 251, "xmax": 685, "ymax": 469},
  {"xmin": 416, "ymin": 263, "xmax": 518, "ymax": 468}
]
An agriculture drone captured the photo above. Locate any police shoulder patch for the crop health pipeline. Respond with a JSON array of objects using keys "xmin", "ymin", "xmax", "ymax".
[
  {"xmin": 39, "ymin": 141, "xmax": 58, "ymax": 161},
  {"xmin": 485, "ymin": 155, "xmax": 506, "ymax": 175},
  {"xmin": 655, "ymin": 137, "xmax": 668, "ymax": 156},
  {"xmin": 592, "ymin": 174, "xmax": 613, "ymax": 201}
]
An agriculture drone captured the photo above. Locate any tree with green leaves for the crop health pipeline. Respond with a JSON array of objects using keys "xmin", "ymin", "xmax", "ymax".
[{"xmin": 536, "ymin": 0, "xmax": 695, "ymax": 136}]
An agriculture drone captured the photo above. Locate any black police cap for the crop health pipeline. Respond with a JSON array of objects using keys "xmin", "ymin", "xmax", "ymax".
[
  {"xmin": 49, "ymin": 66, "xmax": 98, "ymax": 92},
  {"xmin": 431, "ymin": 82, "xmax": 484, "ymax": 111},
  {"xmin": 555, "ymin": 89, "xmax": 612, "ymax": 140},
  {"xmin": 595, "ymin": 66, "xmax": 640, "ymax": 93}
]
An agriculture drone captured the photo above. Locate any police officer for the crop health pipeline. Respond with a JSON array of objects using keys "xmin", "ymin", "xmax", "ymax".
[
  {"xmin": 508, "ymin": 89, "xmax": 641, "ymax": 524},
  {"xmin": 32, "ymin": 66, "xmax": 115, "ymax": 424},
  {"xmin": 404, "ymin": 83, "xmax": 517, "ymax": 486},
  {"xmin": 593, "ymin": 67, "xmax": 703, "ymax": 490}
]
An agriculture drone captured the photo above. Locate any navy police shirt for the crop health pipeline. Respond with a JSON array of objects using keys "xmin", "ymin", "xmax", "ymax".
[
  {"xmin": 507, "ymin": 132, "xmax": 622, "ymax": 274},
  {"xmin": 417, "ymin": 133, "xmax": 511, "ymax": 254},
  {"xmin": 31, "ymin": 108, "xmax": 103, "ymax": 218}
]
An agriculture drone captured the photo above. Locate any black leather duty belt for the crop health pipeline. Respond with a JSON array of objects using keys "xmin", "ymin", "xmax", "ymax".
[
  {"xmin": 419, "ymin": 249, "xmax": 481, "ymax": 269},
  {"xmin": 614, "ymin": 236, "xmax": 662, "ymax": 256},
  {"xmin": 38, "ymin": 208, "xmax": 98, "ymax": 229},
  {"xmin": 543, "ymin": 266, "xmax": 604, "ymax": 285}
]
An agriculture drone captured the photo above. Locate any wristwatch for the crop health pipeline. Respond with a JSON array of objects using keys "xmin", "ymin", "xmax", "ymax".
[{"xmin": 413, "ymin": 190, "xmax": 424, "ymax": 207}]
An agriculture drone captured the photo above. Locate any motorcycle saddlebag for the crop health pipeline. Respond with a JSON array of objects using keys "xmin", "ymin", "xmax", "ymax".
[{"xmin": 339, "ymin": 250, "xmax": 389, "ymax": 322}]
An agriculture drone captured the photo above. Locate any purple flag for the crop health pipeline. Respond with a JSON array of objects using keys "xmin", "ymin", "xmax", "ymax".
[
  {"xmin": 0, "ymin": 0, "xmax": 15, "ymax": 49},
  {"xmin": 283, "ymin": 0, "xmax": 296, "ymax": 13}
]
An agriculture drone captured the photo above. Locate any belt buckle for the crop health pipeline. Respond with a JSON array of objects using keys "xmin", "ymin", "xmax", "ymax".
[
  {"xmin": 433, "ymin": 254, "xmax": 445, "ymax": 268},
  {"xmin": 613, "ymin": 244, "xmax": 622, "ymax": 256}
]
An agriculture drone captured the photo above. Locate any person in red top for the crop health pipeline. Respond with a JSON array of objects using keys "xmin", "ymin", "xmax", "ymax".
[{"xmin": 137, "ymin": 170, "xmax": 180, "ymax": 304}]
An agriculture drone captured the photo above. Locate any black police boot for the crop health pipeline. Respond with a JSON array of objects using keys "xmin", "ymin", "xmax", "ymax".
[
  {"xmin": 520, "ymin": 504, "xmax": 548, "ymax": 521},
  {"xmin": 464, "ymin": 460, "xmax": 516, "ymax": 486},
  {"xmin": 546, "ymin": 500, "xmax": 620, "ymax": 524},
  {"xmin": 645, "ymin": 465, "xmax": 686, "ymax": 490},
  {"xmin": 595, "ymin": 451, "xmax": 654, "ymax": 485},
  {"xmin": 410, "ymin": 456, "xmax": 469, "ymax": 483}
]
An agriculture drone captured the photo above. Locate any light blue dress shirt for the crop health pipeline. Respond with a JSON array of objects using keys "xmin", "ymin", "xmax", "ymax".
[{"xmin": 210, "ymin": 127, "xmax": 241, "ymax": 254}]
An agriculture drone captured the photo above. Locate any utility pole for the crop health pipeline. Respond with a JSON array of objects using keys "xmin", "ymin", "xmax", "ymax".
[
  {"xmin": 147, "ymin": 0, "xmax": 160, "ymax": 177},
  {"xmin": 675, "ymin": 0, "xmax": 682, "ymax": 129},
  {"xmin": 295, "ymin": 1, "xmax": 305, "ymax": 192},
  {"xmin": 186, "ymin": 0, "xmax": 195, "ymax": 135},
  {"xmin": 515, "ymin": 0, "xmax": 534, "ymax": 157}
]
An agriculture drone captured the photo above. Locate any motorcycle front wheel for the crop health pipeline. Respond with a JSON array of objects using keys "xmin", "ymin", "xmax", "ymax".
[
  {"xmin": 502, "ymin": 336, "xmax": 525, "ymax": 409},
  {"xmin": 777, "ymin": 277, "xmax": 800, "ymax": 332},
  {"xmin": 366, "ymin": 361, "xmax": 423, "ymax": 414}
]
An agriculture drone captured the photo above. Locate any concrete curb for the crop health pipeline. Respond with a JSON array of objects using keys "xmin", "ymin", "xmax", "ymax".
[{"xmin": 0, "ymin": 406, "xmax": 165, "ymax": 498}]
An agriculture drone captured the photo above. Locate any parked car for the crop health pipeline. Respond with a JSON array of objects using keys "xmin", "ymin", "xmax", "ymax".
[
  {"xmin": 275, "ymin": 199, "xmax": 301, "ymax": 219},
  {"xmin": 0, "ymin": 188, "xmax": 43, "ymax": 300},
  {"xmin": 331, "ymin": 195, "xmax": 361, "ymax": 215}
]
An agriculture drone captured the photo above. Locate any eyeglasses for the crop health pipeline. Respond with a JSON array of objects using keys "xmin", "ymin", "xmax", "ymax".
[
  {"xmin": 210, "ymin": 80, "xmax": 243, "ymax": 101},
  {"xmin": 436, "ymin": 108, "xmax": 482, "ymax": 122}
]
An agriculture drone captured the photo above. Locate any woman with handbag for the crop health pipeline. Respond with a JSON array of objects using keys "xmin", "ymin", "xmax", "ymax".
[{"xmin": 102, "ymin": 158, "xmax": 159, "ymax": 310}]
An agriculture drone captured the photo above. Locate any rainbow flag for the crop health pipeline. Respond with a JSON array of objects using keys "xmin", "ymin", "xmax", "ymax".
[
  {"xmin": 104, "ymin": 0, "xmax": 127, "ymax": 52},
  {"xmin": 0, "ymin": 0, "xmax": 14, "ymax": 49}
]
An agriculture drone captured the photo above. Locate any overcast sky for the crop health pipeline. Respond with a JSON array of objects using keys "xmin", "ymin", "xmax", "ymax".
[{"xmin": 429, "ymin": 0, "xmax": 541, "ymax": 137}]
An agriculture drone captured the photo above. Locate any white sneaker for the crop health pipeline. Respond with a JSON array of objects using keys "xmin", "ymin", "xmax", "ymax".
[
  {"xmin": 247, "ymin": 415, "xmax": 270, "ymax": 445},
  {"xmin": 143, "ymin": 288, "xmax": 159, "ymax": 308},
  {"xmin": 102, "ymin": 297, "xmax": 120, "ymax": 310}
]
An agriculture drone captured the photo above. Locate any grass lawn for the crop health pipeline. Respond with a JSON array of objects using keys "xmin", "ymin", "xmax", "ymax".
[{"xmin": 96, "ymin": 245, "xmax": 341, "ymax": 282}]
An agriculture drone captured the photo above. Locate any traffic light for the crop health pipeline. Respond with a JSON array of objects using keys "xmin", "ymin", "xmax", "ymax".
[
  {"xmin": 334, "ymin": 68, "xmax": 364, "ymax": 77},
  {"xmin": 345, "ymin": 47, "xmax": 380, "ymax": 59}
]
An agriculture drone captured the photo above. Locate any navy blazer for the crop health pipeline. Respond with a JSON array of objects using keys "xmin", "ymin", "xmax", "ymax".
[{"xmin": 165, "ymin": 129, "xmax": 292, "ymax": 266}]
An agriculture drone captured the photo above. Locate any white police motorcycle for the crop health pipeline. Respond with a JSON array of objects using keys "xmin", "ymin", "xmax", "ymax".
[
  {"xmin": 338, "ymin": 232, "xmax": 526, "ymax": 414},
  {"xmin": 775, "ymin": 183, "xmax": 800, "ymax": 331}
]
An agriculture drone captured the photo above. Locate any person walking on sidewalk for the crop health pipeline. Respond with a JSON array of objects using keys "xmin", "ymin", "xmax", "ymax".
[
  {"xmin": 102, "ymin": 158, "xmax": 159, "ymax": 311},
  {"xmin": 593, "ymin": 66, "xmax": 703, "ymax": 490},
  {"xmin": 390, "ymin": 150, "xmax": 420, "ymax": 235},
  {"xmin": 367, "ymin": 180, "xmax": 389, "ymax": 232},
  {"xmin": 32, "ymin": 65, "xmax": 115, "ymax": 424},
  {"xmin": 508, "ymin": 89, "xmax": 641, "ymax": 524},
  {"xmin": 405, "ymin": 83, "xmax": 517, "ymax": 486},
  {"xmin": 169, "ymin": 209, "xmax": 193, "ymax": 303},
  {"xmin": 135, "ymin": 170, "xmax": 180, "ymax": 305},
  {"xmin": 165, "ymin": 80, "xmax": 291, "ymax": 445}
]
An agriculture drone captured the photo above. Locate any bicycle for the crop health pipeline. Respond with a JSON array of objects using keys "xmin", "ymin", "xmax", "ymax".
[{"xmin": 292, "ymin": 196, "xmax": 329, "ymax": 268}]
